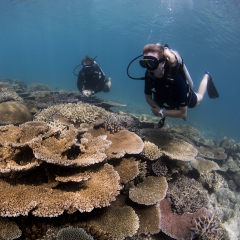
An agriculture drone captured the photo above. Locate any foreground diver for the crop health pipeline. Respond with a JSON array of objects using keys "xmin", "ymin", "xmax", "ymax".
[
  {"xmin": 77, "ymin": 55, "xmax": 111, "ymax": 97},
  {"xmin": 127, "ymin": 43, "xmax": 219, "ymax": 127}
]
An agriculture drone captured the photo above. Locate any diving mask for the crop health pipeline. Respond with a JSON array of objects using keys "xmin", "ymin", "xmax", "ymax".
[{"xmin": 139, "ymin": 56, "xmax": 165, "ymax": 71}]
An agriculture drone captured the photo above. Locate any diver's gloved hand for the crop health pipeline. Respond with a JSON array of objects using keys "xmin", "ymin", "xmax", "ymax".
[
  {"xmin": 82, "ymin": 90, "xmax": 94, "ymax": 97},
  {"xmin": 106, "ymin": 77, "xmax": 111, "ymax": 88}
]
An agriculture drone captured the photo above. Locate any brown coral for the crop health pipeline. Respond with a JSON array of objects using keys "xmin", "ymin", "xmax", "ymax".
[
  {"xmin": 129, "ymin": 176, "xmax": 168, "ymax": 205},
  {"xmin": 168, "ymin": 175, "xmax": 209, "ymax": 214},
  {"xmin": 199, "ymin": 146, "xmax": 227, "ymax": 160},
  {"xmin": 0, "ymin": 101, "xmax": 32, "ymax": 125},
  {"xmin": 140, "ymin": 129, "xmax": 198, "ymax": 161},
  {"xmin": 87, "ymin": 205, "xmax": 139, "ymax": 240},
  {"xmin": 111, "ymin": 157, "xmax": 139, "ymax": 184},
  {"xmin": 0, "ymin": 163, "xmax": 121, "ymax": 217},
  {"xmin": 190, "ymin": 157, "xmax": 220, "ymax": 175},
  {"xmin": 0, "ymin": 217, "xmax": 22, "ymax": 240},
  {"xmin": 140, "ymin": 141, "xmax": 163, "ymax": 160}
]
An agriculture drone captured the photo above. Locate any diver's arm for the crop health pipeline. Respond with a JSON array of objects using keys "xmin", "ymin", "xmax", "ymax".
[
  {"xmin": 145, "ymin": 94, "xmax": 160, "ymax": 108},
  {"xmin": 151, "ymin": 106, "xmax": 188, "ymax": 118}
]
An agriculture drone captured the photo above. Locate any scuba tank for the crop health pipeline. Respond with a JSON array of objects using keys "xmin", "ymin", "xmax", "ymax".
[{"xmin": 164, "ymin": 47, "xmax": 194, "ymax": 90}]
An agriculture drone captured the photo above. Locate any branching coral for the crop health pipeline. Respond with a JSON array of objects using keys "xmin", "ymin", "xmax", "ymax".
[
  {"xmin": 152, "ymin": 159, "xmax": 168, "ymax": 176},
  {"xmin": 190, "ymin": 212, "xmax": 230, "ymax": 240},
  {"xmin": 168, "ymin": 175, "xmax": 209, "ymax": 214},
  {"xmin": 140, "ymin": 141, "xmax": 163, "ymax": 160}
]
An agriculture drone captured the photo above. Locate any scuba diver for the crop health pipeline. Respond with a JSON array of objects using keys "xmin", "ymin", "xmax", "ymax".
[
  {"xmin": 127, "ymin": 43, "xmax": 219, "ymax": 128},
  {"xmin": 75, "ymin": 55, "xmax": 111, "ymax": 97}
]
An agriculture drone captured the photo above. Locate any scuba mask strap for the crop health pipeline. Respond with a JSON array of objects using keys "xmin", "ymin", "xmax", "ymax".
[{"xmin": 127, "ymin": 55, "xmax": 145, "ymax": 80}]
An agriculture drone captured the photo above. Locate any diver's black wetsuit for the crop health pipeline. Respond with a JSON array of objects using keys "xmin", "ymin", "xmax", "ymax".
[
  {"xmin": 144, "ymin": 72, "xmax": 197, "ymax": 109},
  {"xmin": 77, "ymin": 61, "xmax": 110, "ymax": 93}
]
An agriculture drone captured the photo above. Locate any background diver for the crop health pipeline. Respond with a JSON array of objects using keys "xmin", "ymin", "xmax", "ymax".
[
  {"xmin": 76, "ymin": 55, "xmax": 111, "ymax": 97},
  {"xmin": 127, "ymin": 43, "xmax": 219, "ymax": 128}
]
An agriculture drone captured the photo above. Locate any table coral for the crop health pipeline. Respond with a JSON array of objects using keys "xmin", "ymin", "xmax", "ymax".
[
  {"xmin": 199, "ymin": 146, "xmax": 227, "ymax": 160},
  {"xmin": 87, "ymin": 205, "xmax": 139, "ymax": 240},
  {"xmin": 140, "ymin": 129, "xmax": 198, "ymax": 161},
  {"xmin": 190, "ymin": 157, "xmax": 220, "ymax": 175},
  {"xmin": 129, "ymin": 176, "xmax": 168, "ymax": 205}
]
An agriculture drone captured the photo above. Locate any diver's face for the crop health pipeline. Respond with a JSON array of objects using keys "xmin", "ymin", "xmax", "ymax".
[
  {"xmin": 144, "ymin": 52, "xmax": 165, "ymax": 78},
  {"xmin": 83, "ymin": 60, "xmax": 92, "ymax": 66}
]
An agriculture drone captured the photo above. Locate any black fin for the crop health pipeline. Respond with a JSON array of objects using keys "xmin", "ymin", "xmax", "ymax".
[{"xmin": 207, "ymin": 76, "xmax": 219, "ymax": 99}]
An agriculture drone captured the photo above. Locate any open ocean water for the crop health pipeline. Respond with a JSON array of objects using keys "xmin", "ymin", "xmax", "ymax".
[{"xmin": 0, "ymin": 0, "xmax": 240, "ymax": 142}]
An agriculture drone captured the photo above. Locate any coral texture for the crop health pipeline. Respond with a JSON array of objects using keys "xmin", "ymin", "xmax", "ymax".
[
  {"xmin": 199, "ymin": 146, "xmax": 227, "ymax": 160},
  {"xmin": 190, "ymin": 157, "xmax": 220, "ymax": 174},
  {"xmin": 56, "ymin": 226, "xmax": 93, "ymax": 240},
  {"xmin": 0, "ymin": 101, "xmax": 32, "ymax": 125},
  {"xmin": 160, "ymin": 198, "xmax": 211, "ymax": 240},
  {"xmin": 152, "ymin": 159, "xmax": 168, "ymax": 176},
  {"xmin": 168, "ymin": 175, "xmax": 209, "ymax": 214},
  {"xmin": 140, "ymin": 129, "xmax": 198, "ymax": 161},
  {"xmin": 87, "ymin": 205, "xmax": 139, "ymax": 240},
  {"xmin": 111, "ymin": 157, "xmax": 139, "ymax": 184},
  {"xmin": 190, "ymin": 212, "xmax": 230, "ymax": 240},
  {"xmin": 140, "ymin": 141, "xmax": 163, "ymax": 160},
  {"xmin": 0, "ymin": 217, "xmax": 22, "ymax": 240},
  {"xmin": 129, "ymin": 176, "xmax": 168, "ymax": 205}
]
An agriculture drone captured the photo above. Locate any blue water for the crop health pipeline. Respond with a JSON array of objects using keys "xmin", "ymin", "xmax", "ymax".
[{"xmin": 0, "ymin": 0, "xmax": 240, "ymax": 141}]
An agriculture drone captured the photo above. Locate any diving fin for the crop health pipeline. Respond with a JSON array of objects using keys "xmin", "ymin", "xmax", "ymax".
[{"xmin": 206, "ymin": 71, "xmax": 219, "ymax": 99}]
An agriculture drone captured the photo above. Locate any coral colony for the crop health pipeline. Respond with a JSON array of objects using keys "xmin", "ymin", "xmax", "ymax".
[{"xmin": 0, "ymin": 78, "xmax": 238, "ymax": 239}]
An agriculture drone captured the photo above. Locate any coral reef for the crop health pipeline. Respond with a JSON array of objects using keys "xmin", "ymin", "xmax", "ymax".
[
  {"xmin": 129, "ymin": 176, "xmax": 168, "ymax": 205},
  {"xmin": 168, "ymin": 175, "xmax": 209, "ymax": 214},
  {"xmin": 56, "ymin": 226, "xmax": 94, "ymax": 240},
  {"xmin": 140, "ymin": 141, "xmax": 163, "ymax": 160},
  {"xmin": 140, "ymin": 129, "xmax": 198, "ymax": 161},
  {"xmin": 160, "ymin": 197, "xmax": 212, "ymax": 240},
  {"xmin": 87, "ymin": 205, "xmax": 139, "ymax": 240},
  {"xmin": 0, "ymin": 217, "xmax": 22, "ymax": 240},
  {"xmin": 190, "ymin": 157, "xmax": 220, "ymax": 175},
  {"xmin": 111, "ymin": 157, "xmax": 139, "ymax": 184},
  {"xmin": 152, "ymin": 159, "xmax": 168, "ymax": 176},
  {"xmin": 198, "ymin": 171, "xmax": 228, "ymax": 191},
  {"xmin": 199, "ymin": 146, "xmax": 227, "ymax": 160},
  {"xmin": 0, "ymin": 101, "xmax": 32, "ymax": 125},
  {"xmin": 27, "ymin": 83, "xmax": 52, "ymax": 92},
  {"xmin": 190, "ymin": 212, "xmax": 230, "ymax": 240}
]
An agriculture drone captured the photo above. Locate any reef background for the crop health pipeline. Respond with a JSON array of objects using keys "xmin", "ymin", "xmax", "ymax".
[{"xmin": 0, "ymin": 0, "xmax": 240, "ymax": 140}]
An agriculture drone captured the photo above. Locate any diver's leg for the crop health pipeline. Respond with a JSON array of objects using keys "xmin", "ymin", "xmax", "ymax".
[{"xmin": 195, "ymin": 73, "xmax": 209, "ymax": 106}]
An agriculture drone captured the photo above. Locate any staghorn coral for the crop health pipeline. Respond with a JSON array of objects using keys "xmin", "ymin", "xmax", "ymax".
[
  {"xmin": 190, "ymin": 157, "xmax": 220, "ymax": 175},
  {"xmin": 168, "ymin": 175, "xmax": 209, "ymax": 214},
  {"xmin": 199, "ymin": 146, "xmax": 227, "ymax": 160},
  {"xmin": 129, "ymin": 176, "xmax": 168, "ymax": 205},
  {"xmin": 0, "ymin": 92, "xmax": 15, "ymax": 103},
  {"xmin": 56, "ymin": 226, "xmax": 94, "ymax": 240},
  {"xmin": 0, "ymin": 217, "xmax": 22, "ymax": 240},
  {"xmin": 160, "ymin": 197, "xmax": 212, "ymax": 240},
  {"xmin": 190, "ymin": 212, "xmax": 230, "ymax": 240},
  {"xmin": 140, "ymin": 141, "xmax": 163, "ymax": 160},
  {"xmin": 198, "ymin": 171, "xmax": 228, "ymax": 191},
  {"xmin": 140, "ymin": 129, "xmax": 198, "ymax": 161},
  {"xmin": 152, "ymin": 159, "xmax": 168, "ymax": 177},
  {"xmin": 0, "ymin": 101, "xmax": 32, "ymax": 125},
  {"xmin": 87, "ymin": 205, "xmax": 139, "ymax": 240},
  {"xmin": 111, "ymin": 157, "xmax": 139, "ymax": 184}
]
